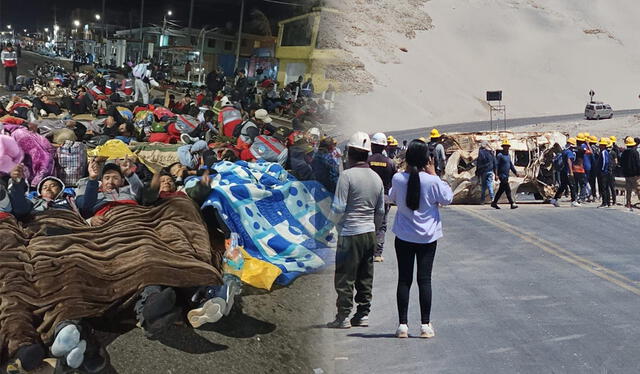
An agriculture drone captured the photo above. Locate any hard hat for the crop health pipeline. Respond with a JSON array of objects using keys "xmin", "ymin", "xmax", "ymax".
[
  {"xmin": 347, "ymin": 131, "xmax": 372, "ymax": 152},
  {"xmin": 387, "ymin": 135, "xmax": 394, "ymax": 142},
  {"xmin": 589, "ymin": 135, "xmax": 598, "ymax": 143},
  {"xmin": 584, "ymin": 132, "xmax": 591, "ymax": 137},
  {"xmin": 430, "ymin": 129, "xmax": 441, "ymax": 139},
  {"xmin": 576, "ymin": 134, "xmax": 586, "ymax": 142},
  {"xmin": 610, "ymin": 135, "xmax": 617, "ymax": 143},
  {"xmin": 625, "ymin": 137, "xmax": 637, "ymax": 147},
  {"xmin": 371, "ymin": 132, "xmax": 388, "ymax": 146},
  {"xmin": 391, "ymin": 139, "xmax": 399, "ymax": 146},
  {"xmin": 599, "ymin": 137, "xmax": 610, "ymax": 146},
  {"xmin": 567, "ymin": 137, "xmax": 577, "ymax": 145},
  {"xmin": 501, "ymin": 139, "xmax": 511, "ymax": 147},
  {"xmin": 307, "ymin": 127, "xmax": 321, "ymax": 139},
  {"xmin": 577, "ymin": 132, "xmax": 585, "ymax": 139}
]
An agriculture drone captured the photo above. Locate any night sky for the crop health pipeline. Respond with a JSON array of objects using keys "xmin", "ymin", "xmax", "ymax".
[{"xmin": 0, "ymin": 0, "xmax": 321, "ymax": 33}]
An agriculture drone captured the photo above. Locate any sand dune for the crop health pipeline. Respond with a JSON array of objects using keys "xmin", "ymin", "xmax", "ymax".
[{"xmin": 335, "ymin": 0, "xmax": 640, "ymax": 133}]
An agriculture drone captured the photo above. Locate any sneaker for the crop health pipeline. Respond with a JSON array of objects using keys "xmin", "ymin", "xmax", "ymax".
[
  {"xmin": 571, "ymin": 201, "xmax": 581, "ymax": 207},
  {"xmin": 350, "ymin": 315, "xmax": 369, "ymax": 327},
  {"xmin": 550, "ymin": 198, "xmax": 560, "ymax": 207},
  {"xmin": 51, "ymin": 324, "xmax": 81, "ymax": 357},
  {"xmin": 181, "ymin": 133, "xmax": 197, "ymax": 144},
  {"xmin": 490, "ymin": 203, "xmax": 500, "ymax": 209},
  {"xmin": 396, "ymin": 324, "xmax": 409, "ymax": 338},
  {"xmin": 187, "ymin": 298, "xmax": 224, "ymax": 328},
  {"xmin": 373, "ymin": 256, "xmax": 384, "ymax": 263},
  {"xmin": 327, "ymin": 317, "xmax": 351, "ymax": 329},
  {"xmin": 420, "ymin": 323, "xmax": 435, "ymax": 338}
]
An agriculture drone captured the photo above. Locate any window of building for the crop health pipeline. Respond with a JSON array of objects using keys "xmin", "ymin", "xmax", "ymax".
[
  {"xmin": 281, "ymin": 16, "xmax": 313, "ymax": 46},
  {"xmin": 208, "ymin": 39, "xmax": 216, "ymax": 48},
  {"xmin": 224, "ymin": 41, "xmax": 233, "ymax": 50}
]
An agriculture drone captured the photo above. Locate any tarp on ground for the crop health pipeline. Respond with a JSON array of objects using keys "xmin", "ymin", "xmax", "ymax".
[{"xmin": 202, "ymin": 161, "xmax": 337, "ymax": 288}]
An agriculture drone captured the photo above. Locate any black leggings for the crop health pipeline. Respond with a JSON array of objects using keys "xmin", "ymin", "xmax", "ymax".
[
  {"xmin": 493, "ymin": 177, "xmax": 514, "ymax": 205},
  {"xmin": 395, "ymin": 237, "xmax": 437, "ymax": 325}
]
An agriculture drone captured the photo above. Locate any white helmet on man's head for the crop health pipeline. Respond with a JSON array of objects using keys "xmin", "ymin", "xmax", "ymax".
[
  {"xmin": 347, "ymin": 131, "xmax": 372, "ymax": 152},
  {"xmin": 371, "ymin": 132, "xmax": 387, "ymax": 146}
]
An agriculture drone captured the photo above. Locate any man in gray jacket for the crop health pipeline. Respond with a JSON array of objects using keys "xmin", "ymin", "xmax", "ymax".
[
  {"xmin": 76, "ymin": 157, "xmax": 144, "ymax": 222},
  {"xmin": 328, "ymin": 132, "xmax": 385, "ymax": 329}
]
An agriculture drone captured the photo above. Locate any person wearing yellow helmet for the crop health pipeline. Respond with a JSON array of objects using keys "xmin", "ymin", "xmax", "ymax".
[
  {"xmin": 428, "ymin": 129, "xmax": 446, "ymax": 176},
  {"xmin": 587, "ymin": 135, "xmax": 601, "ymax": 201},
  {"xmin": 491, "ymin": 139, "xmax": 519, "ymax": 209},
  {"xmin": 620, "ymin": 137, "xmax": 640, "ymax": 211},
  {"xmin": 595, "ymin": 138, "xmax": 614, "ymax": 207},
  {"xmin": 550, "ymin": 138, "xmax": 579, "ymax": 207},
  {"xmin": 577, "ymin": 133, "xmax": 595, "ymax": 202},
  {"xmin": 607, "ymin": 136, "xmax": 621, "ymax": 206}
]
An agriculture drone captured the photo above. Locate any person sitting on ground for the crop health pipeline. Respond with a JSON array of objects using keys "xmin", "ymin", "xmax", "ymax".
[
  {"xmin": 311, "ymin": 137, "xmax": 340, "ymax": 193},
  {"xmin": 173, "ymin": 94, "xmax": 195, "ymax": 115},
  {"xmin": 181, "ymin": 110, "xmax": 217, "ymax": 144}
]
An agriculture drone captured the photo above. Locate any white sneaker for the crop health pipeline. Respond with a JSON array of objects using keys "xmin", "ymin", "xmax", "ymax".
[
  {"xmin": 571, "ymin": 201, "xmax": 581, "ymax": 207},
  {"xmin": 396, "ymin": 324, "xmax": 409, "ymax": 338},
  {"xmin": 420, "ymin": 323, "xmax": 435, "ymax": 338}
]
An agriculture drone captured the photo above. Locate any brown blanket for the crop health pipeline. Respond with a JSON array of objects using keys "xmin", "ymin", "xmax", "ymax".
[
  {"xmin": 0, "ymin": 217, "xmax": 40, "ymax": 364},
  {"xmin": 5, "ymin": 195, "xmax": 223, "ymax": 346}
]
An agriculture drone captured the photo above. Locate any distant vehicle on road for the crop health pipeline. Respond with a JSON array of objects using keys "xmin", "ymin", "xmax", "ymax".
[{"xmin": 585, "ymin": 102, "xmax": 613, "ymax": 120}]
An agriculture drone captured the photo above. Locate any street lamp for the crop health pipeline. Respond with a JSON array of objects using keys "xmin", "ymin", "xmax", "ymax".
[
  {"xmin": 73, "ymin": 20, "xmax": 81, "ymax": 28},
  {"xmin": 44, "ymin": 28, "xmax": 49, "ymax": 33},
  {"xmin": 7, "ymin": 25, "xmax": 11, "ymax": 30},
  {"xmin": 167, "ymin": 10, "xmax": 173, "ymax": 16},
  {"xmin": 95, "ymin": 14, "xmax": 101, "ymax": 21}
]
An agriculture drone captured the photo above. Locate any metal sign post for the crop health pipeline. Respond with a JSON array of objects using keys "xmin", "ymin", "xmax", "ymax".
[
  {"xmin": 487, "ymin": 90, "xmax": 507, "ymax": 131},
  {"xmin": 589, "ymin": 89, "xmax": 595, "ymax": 103}
]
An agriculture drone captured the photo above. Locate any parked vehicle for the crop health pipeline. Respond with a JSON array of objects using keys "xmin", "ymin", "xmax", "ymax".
[{"xmin": 585, "ymin": 102, "xmax": 613, "ymax": 120}]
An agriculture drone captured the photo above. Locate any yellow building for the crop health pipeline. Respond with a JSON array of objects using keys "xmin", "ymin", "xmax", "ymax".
[{"xmin": 275, "ymin": 7, "xmax": 344, "ymax": 93}]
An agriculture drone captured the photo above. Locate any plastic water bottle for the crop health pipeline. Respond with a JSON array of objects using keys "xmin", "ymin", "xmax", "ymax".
[{"xmin": 223, "ymin": 233, "xmax": 244, "ymax": 294}]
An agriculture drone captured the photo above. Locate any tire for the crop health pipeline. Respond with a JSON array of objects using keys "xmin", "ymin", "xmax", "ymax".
[
  {"xmin": 596, "ymin": 115, "xmax": 600, "ymax": 120},
  {"xmin": 609, "ymin": 114, "xmax": 613, "ymax": 119}
]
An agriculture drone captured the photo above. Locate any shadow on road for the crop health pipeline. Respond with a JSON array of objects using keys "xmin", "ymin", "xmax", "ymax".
[
  {"xmin": 157, "ymin": 325, "xmax": 229, "ymax": 354},
  {"xmin": 198, "ymin": 311, "xmax": 276, "ymax": 338}
]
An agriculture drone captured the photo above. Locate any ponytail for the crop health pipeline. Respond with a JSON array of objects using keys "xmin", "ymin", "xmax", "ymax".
[{"xmin": 406, "ymin": 165, "xmax": 421, "ymax": 211}]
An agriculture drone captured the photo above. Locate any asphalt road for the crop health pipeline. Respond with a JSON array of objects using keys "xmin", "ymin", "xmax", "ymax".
[
  {"xmin": 385, "ymin": 109, "xmax": 640, "ymax": 141},
  {"xmin": 321, "ymin": 203, "xmax": 640, "ymax": 374},
  {"xmin": 0, "ymin": 51, "xmax": 73, "ymax": 97}
]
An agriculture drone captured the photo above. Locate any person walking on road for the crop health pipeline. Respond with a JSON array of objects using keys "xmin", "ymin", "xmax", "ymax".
[
  {"xmin": 368, "ymin": 133, "xmax": 397, "ymax": 263},
  {"xmin": 1, "ymin": 43, "xmax": 18, "ymax": 90},
  {"xmin": 620, "ymin": 137, "xmax": 640, "ymax": 211},
  {"xmin": 607, "ymin": 136, "xmax": 619, "ymax": 206},
  {"xmin": 595, "ymin": 138, "xmax": 613, "ymax": 208},
  {"xmin": 476, "ymin": 141, "xmax": 496, "ymax": 204},
  {"xmin": 428, "ymin": 129, "xmax": 446, "ymax": 177},
  {"xmin": 388, "ymin": 139, "xmax": 453, "ymax": 338},
  {"xmin": 550, "ymin": 138, "xmax": 578, "ymax": 207},
  {"xmin": 491, "ymin": 139, "xmax": 519, "ymax": 210},
  {"xmin": 133, "ymin": 59, "xmax": 152, "ymax": 104},
  {"xmin": 327, "ymin": 132, "xmax": 385, "ymax": 329}
]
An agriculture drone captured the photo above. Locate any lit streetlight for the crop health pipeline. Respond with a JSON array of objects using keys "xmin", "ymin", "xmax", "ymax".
[
  {"xmin": 167, "ymin": 10, "xmax": 173, "ymax": 16},
  {"xmin": 7, "ymin": 25, "xmax": 12, "ymax": 30},
  {"xmin": 23, "ymin": 29, "xmax": 27, "ymax": 33},
  {"xmin": 95, "ymin": 14, "xmax": 101, "ymax": 21},
  {"xmin": 44, "ymin": 28, "xmax": 49, "ymax": 32},
  {"xmin": 73, "ymin": 20, "xmax": 81, "ymax": 27}
]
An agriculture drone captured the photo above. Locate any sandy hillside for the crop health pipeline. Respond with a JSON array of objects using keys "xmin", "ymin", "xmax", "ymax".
[
  {"xmin": 331, "ymin": 0, "xmax": 640, "ymax": 133},
  {"xmin": 512, "ymin": 114, "xmax": 640, "ymax": 142}
]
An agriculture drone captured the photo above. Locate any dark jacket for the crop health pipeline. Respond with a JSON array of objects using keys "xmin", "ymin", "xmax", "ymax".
[
  {"xmin": 476, "ymin": 148, "xmax": 496, "ymax": 176},
  {"xmin": 620, "ymin": 147, "xmax": 640, "ymax": 177},
  {"xmin": 496, "ymin": 152, "xmax": 517, "ymax": 180},
  {"xmin": 367, "ymin": 152, "xmax": 396, "ymax": 195},
  {"xmin": 311, "ymin": 149, "xmax": 339, "ymax": 193},
  {"xmin": 76, "ymin": 174, "xmax": 144, "ymax": 217}
]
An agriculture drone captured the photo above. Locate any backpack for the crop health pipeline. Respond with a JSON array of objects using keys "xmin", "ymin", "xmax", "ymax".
[
  {"xmin": 553, "ymin": 152, "xmax": 564, "ymax": 171},
  {"xmin": 250, "ymin": 135, "xmax": 288, "ymax": 165},
  {"xmin": 56, "ymin": 140, "xmax": 88, "ymax": 186},
  {"xmin": 174, "ymin": 115, "xmax": 198, "ymax": 134},
  {"xmin": 232, "ymin": 120, "xmax": 249, "ymax": 139}
]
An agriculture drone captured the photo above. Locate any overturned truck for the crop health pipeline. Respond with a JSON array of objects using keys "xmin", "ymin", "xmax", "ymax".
[{"xmin": 438, "ymin": 131, "xmax": 567, "ymax": 204}]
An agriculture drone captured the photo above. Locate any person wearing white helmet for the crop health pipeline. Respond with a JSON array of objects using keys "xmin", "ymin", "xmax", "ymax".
[
  {"xmin": 367, "ymin": 133, "xmax": 397, "ymax": 263},
  {"xmin": 218, "ymin": 96, "xmax": 243, "ymax": 137},
  {"xmin": 328, "ymin": 132, "xmax": 385, "ymax": 329}
]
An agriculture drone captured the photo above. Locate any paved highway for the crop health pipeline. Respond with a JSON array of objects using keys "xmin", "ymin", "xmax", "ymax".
[{"xmin": 320, "ymin": 204, "xmax": 640, "ymax": 374}]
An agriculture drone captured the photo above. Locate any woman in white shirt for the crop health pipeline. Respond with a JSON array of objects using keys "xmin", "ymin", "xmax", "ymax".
[{"xmin": 388, "ymin": 139, "xmax": 453, "ymax": 338}]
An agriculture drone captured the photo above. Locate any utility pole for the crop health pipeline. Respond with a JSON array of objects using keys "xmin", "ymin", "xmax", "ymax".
[
  {"xmin": 102, "ymin": 0, "xmax": 106, "ymax": 40},
  {"xmin": 139, "ymin": 0, "xmax": 144, "ymax": 61},
  {"xmin": 188, "ymin": 0, "xmax": 195, "ymax": 37},
  {"xmin": 234, "ymin": 0, "xmax": 245, "ymax": 72}
]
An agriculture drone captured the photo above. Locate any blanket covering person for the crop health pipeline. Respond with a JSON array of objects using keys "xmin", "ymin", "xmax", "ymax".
[
  {"xmin": 201, "ymin": 161, "xmax": 337, "ymax": 287},
  {"xmin": 0, "ymin": 196, "xmax": 223, "ymax": 351}
]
